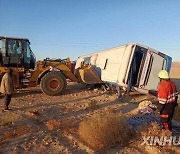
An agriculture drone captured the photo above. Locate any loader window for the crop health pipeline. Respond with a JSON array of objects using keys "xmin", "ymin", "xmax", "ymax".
[
  {"xmin": 23, "ymin": 42, "xmax": 31, "ymax": 67},
  {"xmin": 23, "ymin": 41, "xmax": 36, "ymax": 69},
  {"xmin": 7, "ymin": 40, "xmax": 14, "ymax": 55},
  {"xmin": 26, "ymin": 44, "xmax": 31, "ymax": 58},
  {"xmin": 0, "ymin": 41, "xmax": 2, "ymax": 52},
  {"xmin": 0, "ymin": 39, "xmax": 6, "ymax": 56},
  {"xmin": 7, "ymin": 39, "xmax": 22, "ymax": 56},
  {"xmin": 0, "ymin": 41, "xmax": 2, "ymax": 65}
]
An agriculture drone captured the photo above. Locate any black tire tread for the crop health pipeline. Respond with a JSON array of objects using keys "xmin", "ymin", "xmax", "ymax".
[{"xmin": 40, "ymin": 71, "xmax": 67, "ymax": 96}]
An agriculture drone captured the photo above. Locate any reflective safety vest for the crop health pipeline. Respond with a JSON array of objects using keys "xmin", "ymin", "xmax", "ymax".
[{"xmin": 158, "ymin": 80, "xmax": 178, "ymax": 104}]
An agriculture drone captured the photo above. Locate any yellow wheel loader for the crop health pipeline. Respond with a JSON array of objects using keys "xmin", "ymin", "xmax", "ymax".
[
  {"xmin": 0, "ymin": 36, "xmax": 81, "ymax": 95},
  {"xmin": 0, "ymin": 36, "xmax": 102, "ymax": 95}
]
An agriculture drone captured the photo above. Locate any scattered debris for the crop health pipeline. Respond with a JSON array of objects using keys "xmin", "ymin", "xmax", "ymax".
[
  {"xmin": 128, "ymin": 113, "xmax": 180, "ymax": 134},
  {"xmin": 137, "ymin": 100, "xmax": 157, "ymax": 114},
  {"xmin": 28, "ymin": 110, "xmax": 40, "ymax": 116}
]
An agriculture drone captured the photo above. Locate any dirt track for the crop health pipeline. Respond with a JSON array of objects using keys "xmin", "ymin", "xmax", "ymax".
[
  {"xmin": 0, "ymin": 83, "xmax": 144, "ymax": 153},
  {"xmin": 0, "ymin": 63, "xmax": 180, "ymax": 153}
]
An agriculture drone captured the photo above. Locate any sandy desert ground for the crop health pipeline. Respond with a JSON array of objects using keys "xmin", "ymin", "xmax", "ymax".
[{"xmin": 0, "ymin": 62, "xmax": 180, "ymax": 154}]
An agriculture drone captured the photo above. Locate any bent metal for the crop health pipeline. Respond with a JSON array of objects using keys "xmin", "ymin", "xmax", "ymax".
[{"xmin": 141, "ymin": 136, "xmax": 180, "ymax": 146}]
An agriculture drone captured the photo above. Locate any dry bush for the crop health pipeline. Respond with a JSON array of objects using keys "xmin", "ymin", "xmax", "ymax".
[
  {"xmin": 45, "ymin": 119, "xmax": 61, "ymax": 131},
  {"xmin": 88, "ymin": 101, "xmax": 99, "ymax": 110},
  {"xmin": 3, "ymin": 126, "xmax": 34, "ymax": 140},
  {"xmin": 135, "ymin": 123, "xmax": 176, "ymax": 153},
  {"xmin": 137, "ymin": 122, "xmax": 171, "ymax": 140},
  {"xmin": 78, "ymin": 113, "xmax": 135, "ymax": 150},
  {"xmin": 27, "ymin": 110, "xmax": 40, "ymax": 117},
  {"xmin": 1, "ymin": 116, "xmax": 13, "ymax": 126},
  {"xmin": 14, "ymin": 126, "xmax": 30, "ymax": 136},
  {"xmin": 3, "ymin": 131, "xmax": 15, "ymax": 140},
  {"xmin": 1, "ymin": 114, "xmax": 20, "ymax": 126},
  {"xmin": 60, "ymin": 117, "xmax": 76, "ymax": 130},
  {"xmin": 46, "ymin": 118, "xmax": 76, "ymax": 131}
]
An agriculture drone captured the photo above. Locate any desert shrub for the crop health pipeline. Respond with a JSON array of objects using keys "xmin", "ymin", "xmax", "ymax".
[
  {"xmin": 45, "ymin": 119, "xmax": 61, "ymax": 131},
  {"xmin": 14, "ymin": 126, "xmax": 30, "ymax": 136},
  {"xmin": 60, "ymin": 117, "xmax": 76, "ymax": 130},
  {"xmin": 3, "ymin": 131, "xmax": 15, "ymax": 140},
  {"xmin": 137, "ymin": 122, "xmax": 171, "ymax": 140},
  {"xmin": 1, "ymin": 116, "xmax": 13, "ymax": 126},
  {"xmin": 1, "ymin": 113, "xmax": 20, "ymax": 127},
  {"xmin": 88, "ymin": 101, "xmax": 99, "ymax": 110},
  {"xmin": 78, "ymin": 113, "xmax": 135, "ymax": 150}
]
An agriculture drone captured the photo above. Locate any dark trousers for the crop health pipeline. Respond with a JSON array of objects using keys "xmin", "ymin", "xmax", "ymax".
[
  {"xmin": 160, "ymin": 111, "xmax": 174, "ymax": 130},
  {"xmin": 4, "ymin": 94, "xmax": 12, "ymax": 109},
  {"xmin": 160, "ymin": 102, "xmax": 177, "ymax": 130}
]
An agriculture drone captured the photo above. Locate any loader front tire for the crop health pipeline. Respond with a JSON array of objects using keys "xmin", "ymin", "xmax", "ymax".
[{"xmin": 40, "ymin": 71, "xmax": 66, "ymax": 96}]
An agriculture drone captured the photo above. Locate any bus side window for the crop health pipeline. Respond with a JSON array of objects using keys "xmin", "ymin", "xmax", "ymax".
[{"xmin": 84, "ymin": 57, "xmax": 91, "ymax": 65}]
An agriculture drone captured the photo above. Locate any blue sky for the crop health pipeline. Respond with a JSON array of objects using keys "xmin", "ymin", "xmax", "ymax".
[{"xmin": 0, "ymin": 0, "xmax": 180, "ymax": 61}]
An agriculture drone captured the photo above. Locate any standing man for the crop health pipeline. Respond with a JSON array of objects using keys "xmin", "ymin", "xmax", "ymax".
[
  {"xmin": 158, "ymin": 70, "xmax": 178, "ymax": 130},
  {"xmin": 0, "ymin": 68, "xmax": 14, "ymax": 110}
]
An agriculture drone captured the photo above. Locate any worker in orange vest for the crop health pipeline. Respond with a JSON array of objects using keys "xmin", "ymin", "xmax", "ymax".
[{"xmin": 158, "ymin": 70, "xmax": 178, "ymax": 130}]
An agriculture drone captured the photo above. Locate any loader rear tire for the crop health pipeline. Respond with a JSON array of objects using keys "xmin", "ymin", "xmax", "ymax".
[{"xmin": 40, "ymin": 71, "xmax": 67, "ymax": 96}]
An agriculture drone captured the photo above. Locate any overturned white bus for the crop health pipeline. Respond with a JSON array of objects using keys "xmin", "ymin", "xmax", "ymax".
[{"xmin": 75, "ymin": 43, "xmax": 172, "ymax": 94}]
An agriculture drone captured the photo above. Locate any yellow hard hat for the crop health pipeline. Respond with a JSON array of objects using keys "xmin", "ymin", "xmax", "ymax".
[{"xmin": 158, "ymin": 70, "xmax": 169, "ymax": 79}]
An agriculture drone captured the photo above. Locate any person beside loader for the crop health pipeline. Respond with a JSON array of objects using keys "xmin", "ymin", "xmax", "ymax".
[
  {"xmin": 158, "ymin": 70, "xmax": 178, "ymax": 130},
  {"xmin": 0, "ymin": 68, "xmax": 14, "ymax": 110}
]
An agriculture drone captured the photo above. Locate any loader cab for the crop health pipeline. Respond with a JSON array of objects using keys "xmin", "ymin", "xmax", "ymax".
[{"xmin": 0, "ymin": 36, "xmax": 36, "ymax": 69}]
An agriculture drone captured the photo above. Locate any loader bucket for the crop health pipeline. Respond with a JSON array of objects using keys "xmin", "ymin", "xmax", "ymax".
[{"xmin": 78, "ymin": 66, "xmax": 102, "ymax": 84}]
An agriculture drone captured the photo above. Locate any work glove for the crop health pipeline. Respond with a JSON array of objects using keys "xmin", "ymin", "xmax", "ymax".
[{"xmin": 148, "ymin": 104, "xmax": 157, "ymax": 111}]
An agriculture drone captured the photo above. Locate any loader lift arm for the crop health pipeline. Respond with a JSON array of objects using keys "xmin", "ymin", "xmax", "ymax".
[{"xmin": 42, "ymin": 58, "xmax": 78, "ymax": 82}]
